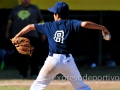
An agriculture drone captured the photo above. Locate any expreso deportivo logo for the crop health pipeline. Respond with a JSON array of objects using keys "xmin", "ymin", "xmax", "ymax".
[{"xmin": 45, "ymin": 74, "xmax": 120, "ymax": 81}]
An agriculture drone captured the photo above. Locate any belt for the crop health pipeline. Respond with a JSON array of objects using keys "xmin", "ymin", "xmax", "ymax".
[{"xmin": 49, "ymin": 52, "xmax": 70, "ymax": 57}]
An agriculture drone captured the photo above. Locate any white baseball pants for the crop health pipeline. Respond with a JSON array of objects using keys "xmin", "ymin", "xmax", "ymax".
[{"xmin": 30, "ymin": 54, "xmax": 91, "ymax": 90}]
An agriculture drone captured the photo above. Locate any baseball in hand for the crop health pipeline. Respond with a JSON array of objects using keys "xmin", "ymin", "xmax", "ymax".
[{"xmin": 103, "ymin": 34, "xmax": 111, "ymax": 40}]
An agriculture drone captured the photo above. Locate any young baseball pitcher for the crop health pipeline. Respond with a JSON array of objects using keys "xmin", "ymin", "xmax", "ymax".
[{"xmin": 12, "ymin": 2, "xmax": 111, "ymax": 90}]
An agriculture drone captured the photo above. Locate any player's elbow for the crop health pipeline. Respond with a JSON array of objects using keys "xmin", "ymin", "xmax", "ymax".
[
  {"xmin": 27, "ymin": 24, "xmax": 36, "ymax": 30},
  {"xmin": 81, "ymin": 21, "xmax": 89, "ymax": 28}
]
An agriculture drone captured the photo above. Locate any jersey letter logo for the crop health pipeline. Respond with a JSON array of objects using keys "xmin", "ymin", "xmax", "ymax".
[{"xmin": 54, "ymin": 30, "xmax": 64, "ymax": 43}]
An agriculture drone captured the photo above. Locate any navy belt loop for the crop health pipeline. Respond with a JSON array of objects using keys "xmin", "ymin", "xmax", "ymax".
[{"xmin": 49, "ymin": 52, "xmax": 70, "ymax": 57}]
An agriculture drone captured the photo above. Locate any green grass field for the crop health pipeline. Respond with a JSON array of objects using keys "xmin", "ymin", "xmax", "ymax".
[
  {"xmin": 0, "ymin": 86, "xmax": 119, "ymax": 90},
  {"xmin": 0, "ymin": 86, "xmax": 29, "ymax": 90}
]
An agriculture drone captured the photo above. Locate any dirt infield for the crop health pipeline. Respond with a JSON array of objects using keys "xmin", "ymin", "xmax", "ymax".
[{"xmin": 0, "ymin": 80, "xmax": 120, "ymax": 89}]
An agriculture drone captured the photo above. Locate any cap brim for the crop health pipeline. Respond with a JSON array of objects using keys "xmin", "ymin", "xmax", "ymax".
[{"xmin": 48, "ymin": 7, "xmax": 56, "ymax": 13}]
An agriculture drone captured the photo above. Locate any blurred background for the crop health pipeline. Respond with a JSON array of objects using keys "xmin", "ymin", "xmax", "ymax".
[{"xmin": 0, "ymin": 0, "xmax": 120, "ymax": 73}]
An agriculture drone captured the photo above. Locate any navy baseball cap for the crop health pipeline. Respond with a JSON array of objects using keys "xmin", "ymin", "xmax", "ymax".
[{"xmin": 48, "ymin": 2, "xmax": 69, "ymax": 15}]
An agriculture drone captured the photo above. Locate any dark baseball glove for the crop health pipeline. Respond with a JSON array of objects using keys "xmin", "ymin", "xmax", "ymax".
[{"xmin": 10, "ymin": 37, "xmax": 34, "ymax": 56}]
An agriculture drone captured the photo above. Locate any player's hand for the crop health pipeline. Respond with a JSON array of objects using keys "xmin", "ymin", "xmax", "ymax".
[{"xmin": 102, "ymin": 28, "xmax": 111, "ymax": 41}]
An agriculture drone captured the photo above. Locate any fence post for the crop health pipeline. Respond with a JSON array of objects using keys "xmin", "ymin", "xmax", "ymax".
[{"xmin": 98, "ymin": 11, "xmax": 103, "ymax": 67}]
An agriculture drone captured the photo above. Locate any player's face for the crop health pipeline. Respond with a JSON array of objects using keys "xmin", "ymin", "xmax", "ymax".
[
  {"xmin": 21, "ymin": 0, "xmax": 30, "ymax": 6},
  {"xmin": 54, "ymin": 14, "xmax": 57, "ymax": 21}
]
